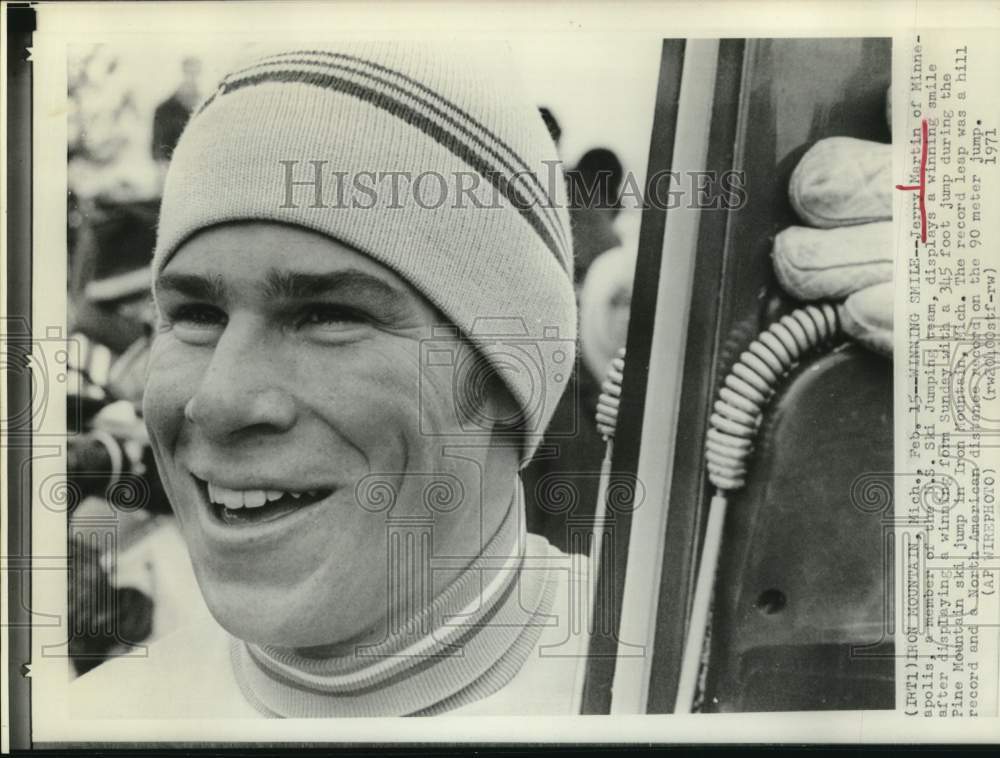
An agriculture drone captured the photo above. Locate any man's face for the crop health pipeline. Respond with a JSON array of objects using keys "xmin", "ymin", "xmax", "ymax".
[{"xmin": 143, "ymin": 221, "xmax": 488, "ymax": 648}]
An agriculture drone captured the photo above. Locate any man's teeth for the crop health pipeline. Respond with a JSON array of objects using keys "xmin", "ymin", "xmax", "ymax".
[{"xmin": 207, "ymin": 482, "xmax": 320, "ymax": 510}]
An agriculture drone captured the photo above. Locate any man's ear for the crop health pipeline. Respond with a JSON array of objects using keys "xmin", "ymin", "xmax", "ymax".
[
  {"xmin": 453, "ymin": 349, "xmax": 523, "ymax": 436},
  {"xmin": 484, "ymin": 376, "xmax": 524, "ymax": 436}
]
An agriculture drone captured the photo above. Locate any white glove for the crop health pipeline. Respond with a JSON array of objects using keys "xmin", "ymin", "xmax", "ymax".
[{"xmin": 775, "ymin": 133, "xmax": 894, "ymax": 357}]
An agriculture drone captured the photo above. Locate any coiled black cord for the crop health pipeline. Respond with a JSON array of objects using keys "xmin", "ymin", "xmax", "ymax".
[{"xmin": 705, "ymin": 303, "xmax": 842, "ymax": 491}]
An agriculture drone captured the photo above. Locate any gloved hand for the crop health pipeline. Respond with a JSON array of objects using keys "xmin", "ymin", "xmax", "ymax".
[{"xmin": 773, "ymin": 135, "xmax": 894, "ymax": 356}]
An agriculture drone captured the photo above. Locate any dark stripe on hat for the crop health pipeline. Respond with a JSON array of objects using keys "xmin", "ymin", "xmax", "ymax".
[
  {"xmin": 217, "ymin": 68, "xmax": 569, "ymax": 272},
  {"xmin": 194, "ymin": 90, "xmax": 217, "ymax": 116},
  {"xmin": 255, "ymin": 49, "xmax": 571, "ymax": 255},
  {"xmin": 238, "ymin": 53, "xmax": 569, "ymax": 256},
  {"xmin": 227, "ymin": 54, "xmax": 570, "ymax": 263}
]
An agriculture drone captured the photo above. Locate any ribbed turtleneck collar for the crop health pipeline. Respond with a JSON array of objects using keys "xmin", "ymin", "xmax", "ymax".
[{"xmin": 228, "ymin": 485, "xmax": 557, "ymax": 717}]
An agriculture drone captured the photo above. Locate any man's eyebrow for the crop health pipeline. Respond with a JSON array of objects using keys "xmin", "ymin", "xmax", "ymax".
[
  {"xmin": 155, "ymin": 272, "xmax": 227, "ymax": 301},
  {"xmin": 262, "ymin": 268, "xmax": 409, "ymax": 306},
  {"xmin": 155, "ymin": 267, "xmax": 414, "ymax": 317}
]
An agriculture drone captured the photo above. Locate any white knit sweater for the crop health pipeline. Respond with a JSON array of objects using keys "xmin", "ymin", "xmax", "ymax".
[{"xmin": 70, "ymin": 531, "xmax": 591, "ymax": 718}]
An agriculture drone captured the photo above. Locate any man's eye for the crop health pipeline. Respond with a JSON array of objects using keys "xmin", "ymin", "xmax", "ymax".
[
  {"xmin": 169, "ymin": 304, "xmax": 227, "ymax": 328},
  {"xmin": 298, "ymin": 304, "xmax": 367, "ymax": 328}
]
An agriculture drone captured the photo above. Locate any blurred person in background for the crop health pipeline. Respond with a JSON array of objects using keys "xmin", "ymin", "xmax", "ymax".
[
  {"xmin": 67, "ymin": 534, "xmax": 154, "ymax": 678},
  {"xmin": 566, "ymin": 147, "xmax": 624, "ymax": 284},
  {"xmin": 522, "ymin": 236, "xmax": 637, "ymax": 553},
  {"xmin": 578, "ymin": 231, "xmax": 638, "ymax": 386},
  {"xmin": 67, "ymin": 194, "xmax": 208, "ymax": 678},
  {"xmin": 152, "ymin": 56, "xmax": 203, "ymax": 166},
  {"xmin": 67, "ymin": 45, "xmax": 162, "ymax": 206},
  {"xmin": 69, "ymin": 198, "xmax": 158, "ymax": 360},
  {"xmin": 522, "ymin": 145, "xmax": 635, "ymax": 552}
]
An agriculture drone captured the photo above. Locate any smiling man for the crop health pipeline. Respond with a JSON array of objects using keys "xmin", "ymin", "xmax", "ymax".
[{"xmin": 71, "ymin": 43, "xmax": 589, "ymax": 718}]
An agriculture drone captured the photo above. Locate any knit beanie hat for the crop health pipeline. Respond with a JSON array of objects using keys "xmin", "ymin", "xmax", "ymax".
[{"xmin": 152, "ymin": 43, "xmax": 577, "ymax": 463}]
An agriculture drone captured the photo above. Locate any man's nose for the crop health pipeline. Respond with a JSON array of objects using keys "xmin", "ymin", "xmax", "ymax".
[{"xmin": 184, "ymin": 320, "xmax": 297, "ymax": 440}]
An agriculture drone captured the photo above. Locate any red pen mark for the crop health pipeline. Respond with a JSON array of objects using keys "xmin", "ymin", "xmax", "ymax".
[{"xmin": 895, "ymin": 118, "xmax": 929, "ymax": 243}]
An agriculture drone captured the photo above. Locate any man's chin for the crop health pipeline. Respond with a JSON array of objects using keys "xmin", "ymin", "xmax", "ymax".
[
  {"xmin": 196, "ymin": 578, "xmax": 382, "ymax": 650},
  {"xmin": 212, "ymin": 610, "xmax": 381, "ymax": 651}
]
